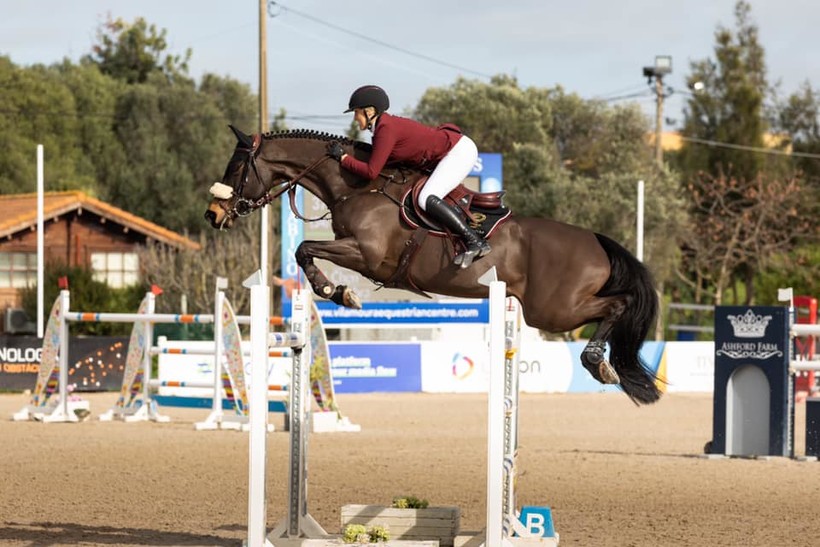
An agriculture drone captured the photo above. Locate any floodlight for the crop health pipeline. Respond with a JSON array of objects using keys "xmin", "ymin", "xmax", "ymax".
[{"xmin": 654, "ymin": 55, "xmax": 672, "ymax": 76}]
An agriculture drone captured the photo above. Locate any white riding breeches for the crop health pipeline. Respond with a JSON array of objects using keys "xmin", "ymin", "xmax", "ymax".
[{"xmin": 417, "ymin": 135, "xmax": 478, "ymax": 210}]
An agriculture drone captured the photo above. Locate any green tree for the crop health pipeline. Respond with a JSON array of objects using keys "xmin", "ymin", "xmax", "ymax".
[
  {"xmin": 414, "ymin": 75, "xmax": 552, "ymax": 156},
  {"xmin": 200, "ymin": 73, "xmax": 258, "ymax": 131},
  {"xmin": 776, "ymin": 82, "xmax": 820, "ymax": 185},
  {"xmin": 679, "ymin": 1, "xmax": 769, "ymax": 181},
  {"xmin": 56, "ymin": 60, "xmax": 126, "ymax": 194},
  {"xmin": 85, "ymin": 16, "xmax": 191, "ymax": 84},
  {"xmin": 0, "ymin": 56, "xmax": 96, "ymax": 194}
]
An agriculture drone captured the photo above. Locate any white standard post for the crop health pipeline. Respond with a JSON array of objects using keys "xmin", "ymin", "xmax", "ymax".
[
  {"xmin": 57, "ymin": 289, "xmax": 70, "ymax": 419},
  {"xmin": 502, "ymin": 296, "xmax": 522, "ymax": 537},
  {"xmin": 247, "ymin": 279, "xmax": 271, "ymax": 547},
  {"xmin": 485, "ymin": 278, "xmax": 510, "ymax": 547},
  {"xmin": 636, "ymin": 179, "xmax": 645, "ymax": 262},
  {"xmin": 36, "ymin": 144, "xmax": 45, "ymax": 338},
  {"xmin": 211, "ymin": 289, "xmax": 226, "ymax": 419},
  {"xmin": 142, "ymin": 292, "xmax": 156, "ymax": 410}
]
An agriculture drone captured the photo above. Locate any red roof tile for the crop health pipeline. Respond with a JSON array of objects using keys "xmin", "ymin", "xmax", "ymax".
[{"xmin": 0, "ymin": 191, "xmax": 200, "ymax": 250}]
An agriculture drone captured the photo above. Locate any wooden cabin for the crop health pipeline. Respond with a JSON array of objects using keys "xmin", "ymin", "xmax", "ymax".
[{"xmin": 0, "ymin": 191, "xmax": 199, "ymax": 333}]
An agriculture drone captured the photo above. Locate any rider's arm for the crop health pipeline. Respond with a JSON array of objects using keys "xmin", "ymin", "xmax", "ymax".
[{"xmin": 340, "ymin": 125, "xmax": 397, "ymax": 180}]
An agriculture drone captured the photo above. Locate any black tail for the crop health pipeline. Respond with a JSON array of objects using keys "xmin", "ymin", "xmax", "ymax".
[{"xmin": 595, "ymin": 233, "xmax": 662, "ymax": 405}]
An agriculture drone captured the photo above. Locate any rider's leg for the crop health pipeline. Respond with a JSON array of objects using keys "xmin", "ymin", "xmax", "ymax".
[
  {"xmin": 425, "ymin": 195, "xmax": 491, "ymax": 268},
  {"xmin": 418, "ymin": 136, "xmax": 490, "ymax": 268}
]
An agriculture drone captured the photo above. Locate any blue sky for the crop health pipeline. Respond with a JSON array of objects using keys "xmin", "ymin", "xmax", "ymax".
[{"xmin": 0, "ymin": 0, "xmax": 815, "ymax": 135}]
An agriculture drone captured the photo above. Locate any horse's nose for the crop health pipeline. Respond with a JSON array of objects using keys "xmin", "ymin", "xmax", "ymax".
[{"xmin": 204, "ymin": 210, "xmax": 217, "ymax": 226}]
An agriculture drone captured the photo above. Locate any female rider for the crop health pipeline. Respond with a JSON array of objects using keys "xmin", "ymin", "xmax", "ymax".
[{"xmin": 327, "ymin": 85, "xmax": 491, "ymax": 269}]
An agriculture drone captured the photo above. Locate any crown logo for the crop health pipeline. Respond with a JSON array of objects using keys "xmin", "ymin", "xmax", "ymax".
[{"xmin": 727, "ymin": 309, "xmax": 771, "ymax": 338}]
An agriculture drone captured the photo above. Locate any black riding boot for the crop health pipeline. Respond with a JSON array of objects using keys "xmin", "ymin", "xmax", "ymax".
[{"xmin": 425, "ymin": 195, "xmax": 491, "ymax": 269}]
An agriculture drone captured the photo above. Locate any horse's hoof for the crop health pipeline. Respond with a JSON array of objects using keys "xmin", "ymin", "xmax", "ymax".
[
  {"xmin": 343, "ymin": 288, "xmax": 362, "ymax": 310},
  {"xmin": 597, "ymin": 360, "xmax": 620, "ymax": 384}
]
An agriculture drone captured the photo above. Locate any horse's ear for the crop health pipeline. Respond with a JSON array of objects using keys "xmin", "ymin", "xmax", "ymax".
[{"xmin": 229, "ymin": 124, "xmax": 254, "ymax": 148}]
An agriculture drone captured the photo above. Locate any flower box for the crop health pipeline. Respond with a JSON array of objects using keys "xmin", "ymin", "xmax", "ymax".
[{"xmin": 341, "ymin": 504, "xmax": 461, "ymax": 547}]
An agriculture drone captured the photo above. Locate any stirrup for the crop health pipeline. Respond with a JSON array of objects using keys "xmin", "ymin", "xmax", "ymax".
[{"xmin": 453, "ymin": 241, "xmax": 491, "ymax": 269}]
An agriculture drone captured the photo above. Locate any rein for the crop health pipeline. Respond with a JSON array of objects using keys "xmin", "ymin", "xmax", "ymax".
[
  {"xmin": 221, "ymin": 136, "xmax": 415, "ymax": 225},
  {"xmin": 224, "ymin": 139, "xmax": 330, "ymax": 222}
]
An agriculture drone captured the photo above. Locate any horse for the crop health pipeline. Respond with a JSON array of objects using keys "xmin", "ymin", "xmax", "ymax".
[{"xmin": 205, "ymin": 126, "xmax": 662, "ymax": 405}]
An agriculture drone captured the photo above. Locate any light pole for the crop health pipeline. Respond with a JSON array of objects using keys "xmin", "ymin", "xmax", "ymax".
[
  {"xmin": 259, "ymin": 0, "xmax": 270, "ymax": 286},
  {"xmin": 643, "ymin": 55, "xmax": 672, "ymax": 167}
]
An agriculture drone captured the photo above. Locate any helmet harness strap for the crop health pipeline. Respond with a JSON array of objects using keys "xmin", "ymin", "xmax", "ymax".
[{"xmin": 364, "ymin": 109, "xmax": 377, "ymax": 131}]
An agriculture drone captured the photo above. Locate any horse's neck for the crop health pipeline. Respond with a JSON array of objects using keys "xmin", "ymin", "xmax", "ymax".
[{"xmin": 259, "ymin": 136, "xmax": 425, "ymax": 205}]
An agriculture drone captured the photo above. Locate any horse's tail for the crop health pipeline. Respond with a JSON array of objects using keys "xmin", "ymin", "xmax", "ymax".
[{"xmin": 595, "ymin": 233, "xmax": 662, "ymax": 405}]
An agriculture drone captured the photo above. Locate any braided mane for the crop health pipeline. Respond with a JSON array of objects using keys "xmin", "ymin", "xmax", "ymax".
[{"xmin": 261, "ymin": 129, "xmax": 366, "ymax": 149}]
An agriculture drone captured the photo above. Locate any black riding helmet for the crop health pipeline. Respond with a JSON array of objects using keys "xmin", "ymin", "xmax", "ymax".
[{"xmin": 344, "ymin": 85, "xmax": 390, "ymax": 114}]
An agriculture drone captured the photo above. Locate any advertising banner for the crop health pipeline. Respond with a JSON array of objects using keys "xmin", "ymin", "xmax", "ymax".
[
  {"xmin": 0, "ymin": 336, "xmax": 41, "ymax": 391},
  {"xmin": 663, "ymin": 341, "xmax": 715, "ymax": 392},
  {"xmin": 0, "ymin": 335, "xmax": 129, "ymax": 392},
  {"xmin": 316, "ymin": 301, "xmax": 489, "ymax": 326},
  {"xmin": 420, "ymin": 340, "xmax": 667, "ymax": 395},
  {"xmin": 329, "ymin": 342, "xmax": 422, "ymax": 393}
]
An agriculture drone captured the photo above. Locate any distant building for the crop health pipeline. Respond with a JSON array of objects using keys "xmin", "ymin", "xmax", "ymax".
[
  {"xmin": 650, "ymin": 131, "xmax": 792, "ymax": 153},
  {"xmin": 0, "ymin": 191, "xmax": 199, "ymax": 332}
]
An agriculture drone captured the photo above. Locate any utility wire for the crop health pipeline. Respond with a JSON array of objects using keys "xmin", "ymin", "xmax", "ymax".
[
  {"xmin": 273, "ymin": 18, "xmax": 439, "ymax": 81},
  {"xmin": 602, "ymin": 90, "xmax": 654, "ymax": 102},
  {"xmin": 269, "ymin": 1, "xmax": 493, "ymax": 80},
  {"xmin": 680, "ymin": 135, "xmax": 820, "ymax": 159},
  {"xmin": 594, "ymin": 84, "xmax": 648, "ymax": 100}
]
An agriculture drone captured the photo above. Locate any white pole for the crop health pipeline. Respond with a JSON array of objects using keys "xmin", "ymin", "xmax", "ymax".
[
  {"xmin": 259, "ymin": 0, "xmax": 269, "ymax": 288},
  {"xmin": 248, "ymin": 279, "xmax": 271, "ymax": 546},
  {"xmin": 142, "ymin": 292, "xmax": 156, "ymax": 409},
  {"xmin": 485, "ymin": 279, "xmax": 507, "ymax": 546},
  {"xmin": 58, "ymin": 290, "xmax": 70, "ymax": 418},
  {"xmin": 36, "ymin": 145, "xmax": 44, "ymax": 338},
  {"xmin": 636, "ymin": 179, "xmax": 645, "ymax": 262},
  {"xmin": 212, "ymin": 276, "xmax": 229, "ymax": 419},
  {"xmin": 261, "ymin": 209, "xmax": 269, "ymax": 285}
]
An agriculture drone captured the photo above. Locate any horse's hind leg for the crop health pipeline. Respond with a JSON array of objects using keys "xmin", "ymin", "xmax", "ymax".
[{"xmin": 580, "ymin": 297, "xmax": 628, "ymax": 385}]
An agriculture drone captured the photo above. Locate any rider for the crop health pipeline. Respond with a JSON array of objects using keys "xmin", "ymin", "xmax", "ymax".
[{"xmin": 327, "ymin": 84, "xmax": 491, "ymax": 269}]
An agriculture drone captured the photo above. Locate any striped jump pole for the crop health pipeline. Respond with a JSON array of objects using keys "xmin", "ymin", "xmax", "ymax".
[
  {"xmin": 149, "ymin": 380, "xmax": 288, "ymax": 391},
  {"xmin": 149, "ymin": 347, "xmax": 292, "ymax": 357}
]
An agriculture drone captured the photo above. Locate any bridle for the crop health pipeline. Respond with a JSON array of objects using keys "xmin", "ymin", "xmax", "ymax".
[{"xmin": 215, "ymin": 134, "xmax": 330, "ymax": 227}]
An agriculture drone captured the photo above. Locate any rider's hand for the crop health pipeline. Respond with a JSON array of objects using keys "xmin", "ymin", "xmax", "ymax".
[{"xmin": 327, "ymin": 142, "xmax": 345, "ymax": 161}]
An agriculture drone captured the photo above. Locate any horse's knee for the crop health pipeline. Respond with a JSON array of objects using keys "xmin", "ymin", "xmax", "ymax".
[{"xmin": 295, "ymin": 243, "xmax": 309, "ymax": 265}]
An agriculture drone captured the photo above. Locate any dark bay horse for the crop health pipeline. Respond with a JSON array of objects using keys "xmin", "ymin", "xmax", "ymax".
[{"xmin": 205, "ymin": 126, "xmax": 662, "ymax": 405}]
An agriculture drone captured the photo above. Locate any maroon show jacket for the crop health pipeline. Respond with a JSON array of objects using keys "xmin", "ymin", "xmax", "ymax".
[{"xmin": 341, "ymin": 112, "xmax": 462, "ymax": 180}]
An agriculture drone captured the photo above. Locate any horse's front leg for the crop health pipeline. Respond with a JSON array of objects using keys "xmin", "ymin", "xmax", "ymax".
[{"xmin": 295, "ymin": 238, "xmax": 370, "ymax": 309}]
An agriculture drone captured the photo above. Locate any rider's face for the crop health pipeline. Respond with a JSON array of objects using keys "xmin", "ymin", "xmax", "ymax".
[{"xmin": 353, "ymin": 108, "xmax": 368, "ymax": 130}]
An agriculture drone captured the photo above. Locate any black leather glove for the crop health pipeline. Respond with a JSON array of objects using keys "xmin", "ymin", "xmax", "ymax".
[{"xmin": 327, "ymin": 141, "xmax": 344, "ymax": 161}]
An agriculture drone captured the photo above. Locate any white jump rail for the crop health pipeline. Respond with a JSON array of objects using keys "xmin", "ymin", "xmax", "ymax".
[
  {"xmin": 790, "ymin": 323, "xmax": 820, "ymax": 374},
  {"xmin": 12, "ymin": 279, "xmax": 289, "ymax": 425}
]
